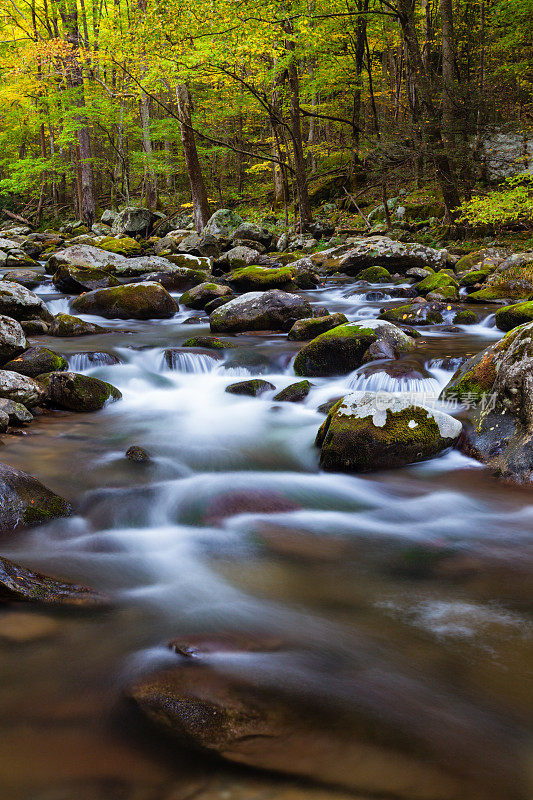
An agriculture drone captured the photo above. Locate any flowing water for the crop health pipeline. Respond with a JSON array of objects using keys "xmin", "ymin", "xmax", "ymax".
[{"xmin": 0, "ymin": 276, "xmax": 531, "ymax": 800}]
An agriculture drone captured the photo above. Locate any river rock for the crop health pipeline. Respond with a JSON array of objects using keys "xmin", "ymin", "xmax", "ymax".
[
  {"xmin": 178, "ymin": 232, "xmax": 221, "ymax": 258},
  {"xmin": 441, "ymin": 321, "xmax": 533, "ymax": 482},
  {"xmin": 0, "ymin": 398, "xmax": 32, "ymax": 425},
  {"xmin": 0, "ymin": 370, "xmax": 44, "ymax": 406},
  {"xmin": 140, "ymin": 266, "xmax": 209, "ymax": 292},
  {"xmin": 96, "ymin": 235, "xmax": 142, "ymax": 256},
  {"xmin": 289, "ymin": 257, "xmax": 320, "ymax": 288},
  {"xmin": 468, "ymin": 251, "xmax": 533, "ymax": 302},
  {"xmin": 182, "ymin": 336, "xmax": 234, "ymax": 350},
  {"xmin": 111, "ymin": 207, "xmax": 153, "ymax": 236},
  {"xmin": 113, "ymin": 255, "xmax": 185, "ymax": 277},
  {"xmin": 273, "ymin": 380, "xmax": 312, "ymax": 402},
  {"xmin": 210, "ymin": 290, "xmax": 313, "ymax": 333},
  {"xmin": 127, "ymin": 635, "xmax": 521, "ymax": 800},
  {"xmin": 0, "ymin": 281, "xmax": 52, "ymax": 322},
  {"xmin": 215, "ymin": 245, "xmax": 260, "ymax": 272},
  {"xmin": 316, "ymin": 391, "xmax": 462, "ymax": 471},
  {"xmin": 231, "ymin": 222, "xmax": 273, "ymax": 248},
  {"xmin": 180, "ymin": 282, "xmax": 233, "ymax": 310},
  {"xmin": 125, "ymin": 445, "xmax": 151, "ymax": 463},
  {"xmin": 39, "ymin": 371, "xmax": 122, "ymax": 411},
  {"xmin": 0, "ymin": 315, "xmax": 26, "ymax": 363},
  {"xmin": 287, "ymin": 313, "xmax": 348, "ymax": 341},
  {"xmin": 332, "ymin": 237, "xmax": 449, "ymax": 275},
  {"xmin": 71, "ymin": 282, "xmax": 178, "ymax": 319},
  {"xmin": 4, "ymin": 346, "xmax": 68, "ymax": 377},
  {"xmin": 203, "ymin": 208, "xmax": 243, "ymax": 237},
  {"xmin": 415, "ymin": 271, "xmax": 459, "ymax": 299},
  {"xmin": 379, "ymin": 302, "xmax": 445, "ymax": 326},
  {"xmin": 225, "ymin": 379, "xmax": 275, "ymax": 397},
  {"xmin": 494, "ymin": 301, "xmax": 533, "ymax": 331},
  {"xmin": 52, "ymin": 265, "xmax": 120, "ymax": 293},
  {"xmin": 0, "ymin": 555, "xmax": 107, "ymax": 606},
  {"xmin": 226, "ymin": 266, "xmax": 295, "ymax": 292},
  {"xmin": 293, "ymin": 320, "xmax": 415, "ymax": 377},
  {"xmin": 0, "ymin": 462, "xmax": 71, "ymax": 531},
  {"xmin": 47, "ymin": 244, "xmax": 127, "ymax": 272},
  {"xmin": 3, "ymin": 269, "xmax": 42, "ymax": 288},
  {"xmin": 49, "ymin": 313, "xmax": 110, "ymax": 337}
]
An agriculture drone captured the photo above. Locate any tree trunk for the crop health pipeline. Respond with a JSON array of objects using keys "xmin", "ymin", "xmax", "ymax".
[
  {"xmin": 140, "ymin": 93, "xmax": 158, "ymax": 211},
  {"xmin": 176, "ymin": 84, "xmax": 211, "ymax": 233}
]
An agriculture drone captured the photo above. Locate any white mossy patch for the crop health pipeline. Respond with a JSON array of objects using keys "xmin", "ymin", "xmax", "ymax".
[{"xmin": 337, "ymin": 391, "xmax": 463, "ymax": 439}]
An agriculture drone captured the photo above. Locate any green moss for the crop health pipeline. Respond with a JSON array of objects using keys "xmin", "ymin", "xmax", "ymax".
[
  {"xmin": 98, "ymin": 236, "xmax": 142, "ymax": 256},
  {"xmin": 416, "ymin": 271, "xmax": 459, "ymax": 295},
  {"xmin": 226, "ymin": 266, "xmax": 295, "ymax": 290},
  {"xmin": 182, "ymin": 336, "xmax": 234, "ymax": 350},
  {"xmin": 453, "ymin": 310, "xmax": 477, "ymax": 325},
  {"xmin": 22, "ymin": 495, "xmax": 71, "ymax": 525},
  {"xmin": 379, "ymin": 304, "xmax": 443, "ymax": 325},
  {"xmin": 495, "ymin": 301, "xmax": 533, "ymax": 331},
  {"xmin": 459, "ymin": 269, "xmax": 490, "ymax": 287},
  {"xmin": 355, "ymin": 266, "xmax": 391, "ymax": 282}
]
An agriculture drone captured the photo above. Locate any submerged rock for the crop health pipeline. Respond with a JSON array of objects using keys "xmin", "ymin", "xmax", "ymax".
[
  {"xmin": 0, "ymin": 555, "xmax": 106, "ymax": 606},
  {"xmin": 127, "ymin": 635, "xmax": 522, "ymax": 800},
  {"xmin": 71, "ymin": 282, "xmax": 178, "ymax": 320},
  {"xmin": 0, "ymin": 462, "xmax": 71, "ymax": 531},
  {"xmin": 39, "ymin": 371, "xmax": 121, "ymax": 412},
  {"xmin": 441, "ymin": 321, "xmax": 533, "ymax": 482},
  {"xmin": 293, "ymin": 320, "xmax": 415, "ymax": 377},
  {"xmin": 225, "ymin": 379, "xmax": 275, "ymax": 397},
  {"xmin": 210, "ymin": 290, "xmax": 312, "ymax": 334},
  {"xmin": 126, "ymin": 445, "xmax": 151, "ymax": 464},
  {"xmin": 4, "ymin": 346, "xmax": 67, "ymax": 378},
  {"xmin": 316, "ymin": 391, "xmax": 462, "ymax": 472}
]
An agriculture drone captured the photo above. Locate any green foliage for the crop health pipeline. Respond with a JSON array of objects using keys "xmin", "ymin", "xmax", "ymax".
[{"xmin": 458, "ymin": 173, "xmax": 533, "ymax": 227}]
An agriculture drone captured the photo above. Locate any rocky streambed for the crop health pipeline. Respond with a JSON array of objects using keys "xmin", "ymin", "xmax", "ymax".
[{"xmin": 0, "ymin": 210, "xmax": 530, "ymax": 800}]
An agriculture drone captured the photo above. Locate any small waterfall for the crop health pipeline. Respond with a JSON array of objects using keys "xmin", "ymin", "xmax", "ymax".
[
  {"xmin": 348, "ymin": 371, "xmax": 442, "ymax": 396},
  {"xmin": 46, "ymin": 297, "xmax": 71, "ymax": 315},
  {"xmin": 480, "ymin": 313, "xmax": 496, "ymax": 328},
  {"xmin": 162, "ymin": 349, "xmax": 219, "ymax": 373},
  {"xmin": 68, "ymin": 352, "xmax": 121, "ymax": 371}
]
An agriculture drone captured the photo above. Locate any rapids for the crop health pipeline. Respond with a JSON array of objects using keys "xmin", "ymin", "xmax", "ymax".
[{"xmin": 0, "ymin": 276, "xmax": 530, "ymax": 799}]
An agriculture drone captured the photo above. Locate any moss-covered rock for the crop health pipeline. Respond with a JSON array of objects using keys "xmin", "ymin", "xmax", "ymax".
[
  {"xmin": 145, "ymin": 267, "xmax": 209, "ymax": 292},
  {"xmin": 0, "ymin": 398, "xmax": 32, "ymax": 425},
  {"xmin": 2, "ymin": 269, "xmax": 42, "ymax": 289},
  {"xmin": 182, "ymin": 336, "xmax": 234, "ymax": 350},
  {"xmin": 0, "ymin": 462, "xmax": 71, "ymax": 532},
  {"xmin": 203, "ymin": 208, "xmax": 243, "ymax": 237},
  {"xmin": 337, "ymin": 236, "xmax": 448, "ymax": 275},
  {"xmin": 52, "ymin": 265, "xmax": 120, "ymax": 294},
  {"xmin": 355, "ymin": 266, "xmax": 391, "ymax": 282},
  {"xmin": 287, "ymin": 313, "xmax": 348, "ymax": 341},
  {"xmin": 71, "ymin": 282, "xmax": 178, "ymax": 320},
  {"xmin": 0, "ymin": 555, "xmax": 107, "ymax": 606},
  {"xmin": 273, "ymin": 380, "xmax": 312, "ymax": 402},
  {"xmin": 4, "ymin": 346, "xmax": 67, "ymax": 378},
  {"xmin": 378, "ymin": 303, "xmax": 444, "ymax": 326},
  {"xmin": 293, "ymin": 320, "xmax": 415, "ymax": 377},
  {"xmin": 316, "ymin": 391, "xmax": 462, "ymax": 472},
  {"xmin": 226, "ymin": 266, "xmax": 295, "ymax": 292},
  {"xmin": 179, "ymin": 282, "xmax": 233, "ymax": 310},
  {"xmin": 49, "ymin": 313, "xmax": 110, "ymax": 337},
  {"xmin": 415, "ymin": 272, "xmax": 459, "ymax": 296},
  {"xmin": 468, "ymin": 251, "xmax": 533, "ymax": 303},
  {"xmin": 38, "ymin": 371, "xmax": 121, "ymax": 411},
  {"xmin": 458, "ymin": 269, "xmax": 491, "ymax": 288},
  {"xmin": 97, "ymin": 236, "xmax": 142, "ymax": 256},
  {"xmin": 225, "ymin": 379, "xmax": 275, "ymax": 397},
  {"xmin": 495, "ymin": 301, "xmax": 533, "ymax": 331},
  {"xmin": 210, "ymin": 290, "xmax": 313, "ymax": 333},
  {"xmin": 440, "ymin": 322, "xmax": 533, "ymax": 482},
  {"xmin": 453, "ymin": 310, "xmax": 477, "ymax": 325}
]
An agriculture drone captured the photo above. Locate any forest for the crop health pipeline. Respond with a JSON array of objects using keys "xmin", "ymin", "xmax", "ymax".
[{"xmin": 0, "ymin": 0, "xmax": 531, "ymax": 232}]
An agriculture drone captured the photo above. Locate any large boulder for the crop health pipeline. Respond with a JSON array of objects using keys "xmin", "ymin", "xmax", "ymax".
[
  {"xmin": 293, "ymin": 320, "xmax": 416, "ymax": 377},
  {"xmin": 47, "ymin": 244, "xmax": 127, "ymax": 272},
  {"xmin": 0, "ymin": 462, "xmax": 71, "ymax": 531},
  {"xmin": 113, "ymin": 255, "xmax": 187, "ymax": 277},
  {"xmin": 127, "ymin": 635, "xmax": 521, "ymax": 800},
  {"xmin": 39, "ymin": 371, "xmax": 122, "ymax": 411},
  {"xmin": 214, "ymin": 245, "xmax": 259, "ymax": 272},
  {"xmin": 142, "ymin": 266, "xmax": 210, "ymax": 292},
  {"xmin": 111, "ymin": 206, "xmax": 153, "ymax": 236},
  {"xmin": 468, "ymin": 252, "xmax": 533, "ymax": 302},
  {"xmin": 226, "ymin": 266, "xmax": 295, "ymax": 292},
  {"xmin": 0, "ymin": 315, "xmax": 26, "ymax": 363},
  {"xmin": 441, "ymin": 321, "xmax": 533, "ymax": 482},
  {"xmin": 0, "ymin": 281, "xmax": 52, "ymax": 322},
  {"xmin": 71, "ymin": 282, "xmax": 178, "ymax": 320},
  {"xmin": 0, "ymin": 370, "xmax": 44, "ymax": 406},
  {"xmin": 4, "ymin": 346, "xmax": 67, "ymax": 377},
  {"xmin": 495, "ymin": 301, "xmax": 533, "ymax": 331},
  {"xmin": 231, "ymin": 222, "xmax": 273, "ymax": 248},
  {"xmin": 333, "ymin": 237, "xmax": 448, "ymax": 275},
  {"xmin": 96, "ymin": 235, "xmax": 142, "ymax": 256},
  {"xmin": 52, "ymin": 265, "xmax": 120, "ymax": 293},
  {"xmin": 49, "ymin": 313, "xmax": 110, "ymax": 337},
  {"xmin": 0, "ymin": 555, "xmax": 106, "ymax": 606},
  {"xmin": 177, "ymin": 232, "xmax": 221, "ymax": 258},
  {"xmin": 316, "ymin": 391, "xmax": 462, "ymax": 472},
  {"xmin": 210, "ymin": 290, "xmax": 312, "ymax": 333},
  {"xmin": 203, "ymin": 209, "xmax": 243, "ymax": 238}
]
